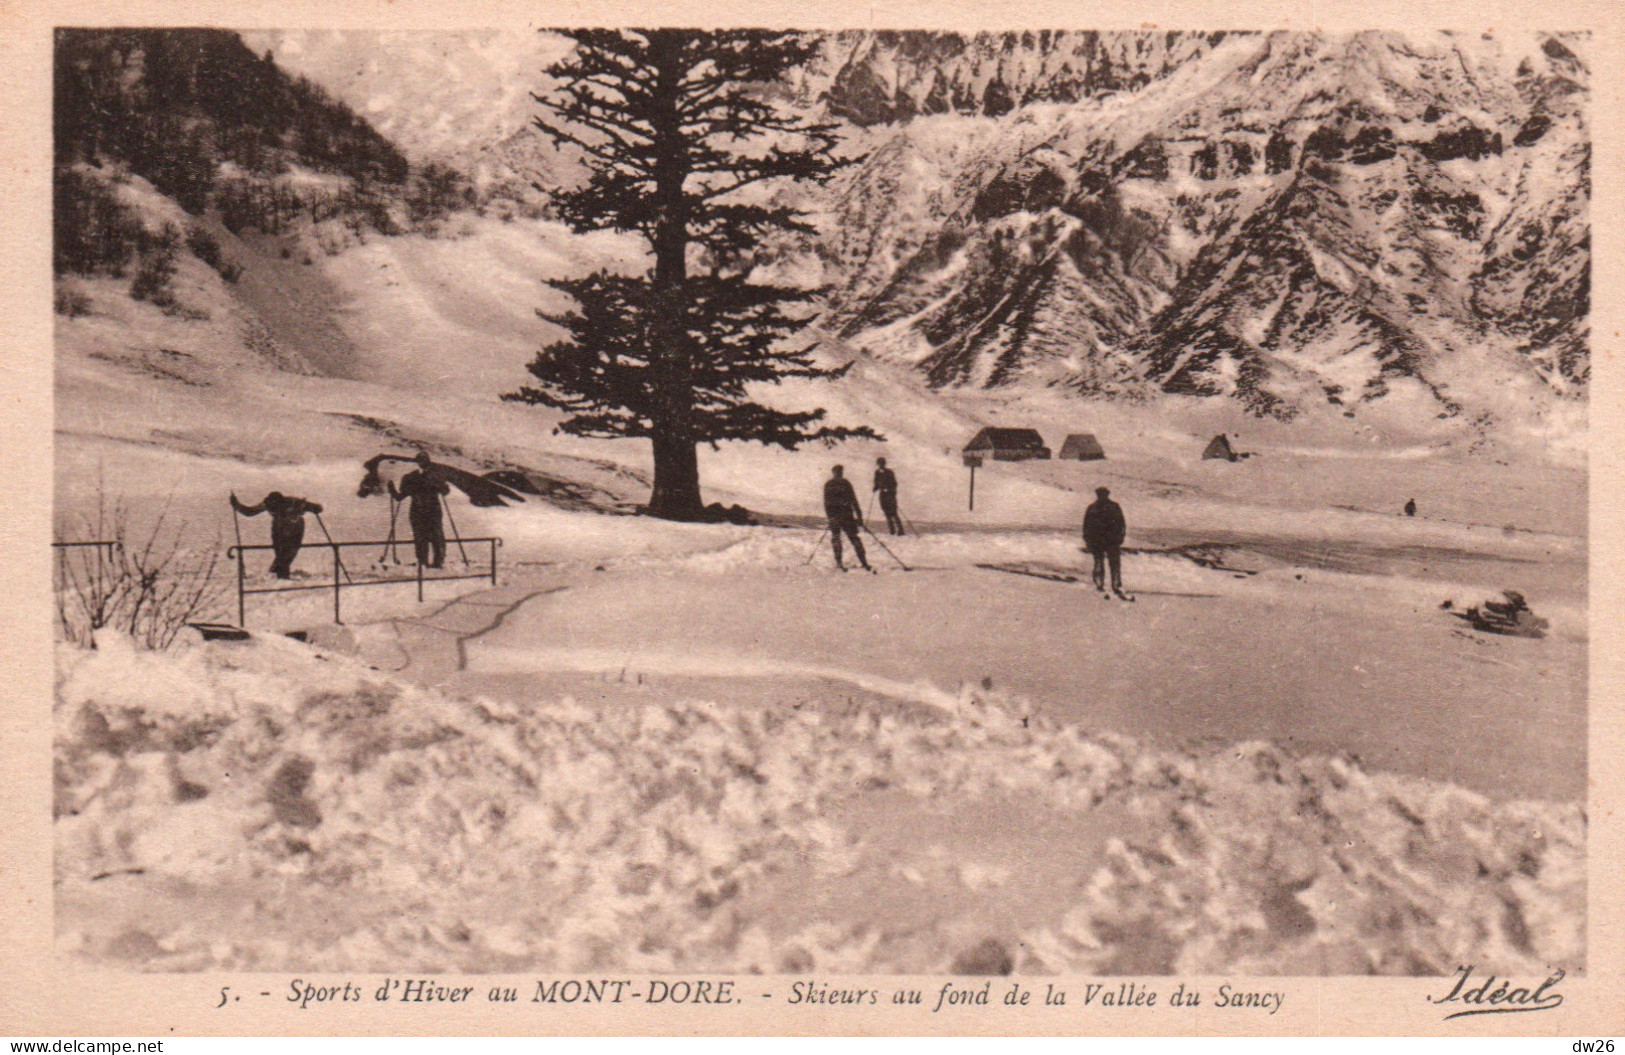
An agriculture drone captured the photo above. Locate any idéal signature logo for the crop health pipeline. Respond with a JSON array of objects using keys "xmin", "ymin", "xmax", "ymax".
[{"xmin": 1429, "ymin": 965, "xmax": 1565, "ymax": 1020}]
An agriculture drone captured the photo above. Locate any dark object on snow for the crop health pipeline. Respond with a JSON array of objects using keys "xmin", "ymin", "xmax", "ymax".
[
  {"xmin": 232, "ymin": 491, "xmax": 322, "ymax": 579},
  {"xmin": 823, "ymin": 465, "xmax": 871, "ymax": 571},
  {"xmin": 187, "ymin": 622, "xmax": 250, "ymax": 642},
  {"xmin": 1202, "ymin": 433, "xmax": 1239, "ymax": 461},
  {"xmin": 1059, "ymin": 433, "xmax": 1107, "ymax": 460},
  {"xmin": 701, "ymin": 502, "xmax": 755, "ymax": 525},
  {"xmin": 1083, "ymin": 487, "xmax": 1126, "ymax": 594},
  {"xmin": 1405, "ymin": 498, "xmax": 1418, "ymax": 517},
  {"xmin": 1453, "ymin": 590, "xmax": 1549, "ymax": 638},
  {"xmin": 483, "ymin": 469, "xmax": 545, "ymax": 496},
  {"xmin": 964, "ymin": 427, "xmax": 1051, "ymax": 461},
  {"xmin": 358, "ymin": 453, "xmax": 527, "ymax": 508}
]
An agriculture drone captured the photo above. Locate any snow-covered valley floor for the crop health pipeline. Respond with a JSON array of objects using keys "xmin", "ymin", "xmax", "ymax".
[
  {"xmin": 52, "ymin": 213, "xmax": 1587, "ymax": 975},
  {"xmin": 53, "ymin": 515, "xmax": 1587, "ymax": 975}
]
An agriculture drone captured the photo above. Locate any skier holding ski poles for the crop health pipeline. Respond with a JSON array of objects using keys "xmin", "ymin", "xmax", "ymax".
[
  {"xmin": 390, "ymin": 451, "xmax": 451, "ymax": 569},
  {"xmin": 823, "ymin": 465, "xmax": 873, "ymax": 573},
  {"xmin": 231, "ymin": 491, "xmax": 324, "ymax": 579}
]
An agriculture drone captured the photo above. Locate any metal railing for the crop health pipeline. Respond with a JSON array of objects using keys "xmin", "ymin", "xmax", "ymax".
[
  {"xmin": 226, "ymin": 536, "xmax": 501, "ymax": 628},
  {"xmin": 52, "ymin": 539, "xmax": 120, "ymax": 581}
]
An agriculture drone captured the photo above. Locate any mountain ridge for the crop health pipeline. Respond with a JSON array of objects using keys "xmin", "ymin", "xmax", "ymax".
[{"xmin": 821, "ymin": 29, "xmax": 1589, "ymax": 424}]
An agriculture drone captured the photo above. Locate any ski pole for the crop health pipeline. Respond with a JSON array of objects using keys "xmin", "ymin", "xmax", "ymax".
[
  {"xmin": 802, "ymin": 526, "xmax": 831, "ymax": 566},
  {"xmin": 313, "ymin": 511, "xmax": 353, "ymax": 583},
  {"xmin": 228, "ymin": 499, "xmax": 246, "ymax": 628},
  {"xmin": 860, "ymin": 521, "xmax": 910, "ymax": 571},
  {"xmin": 442, "ymin": 498, "xmax": 471, "ymax": 565},
  {"xmin": 381, "ymin": 495, "xmax": 400, "ymax": 564}
]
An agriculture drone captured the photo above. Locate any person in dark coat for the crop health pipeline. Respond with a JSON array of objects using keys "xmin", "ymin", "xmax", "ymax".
[
  {"xmin": 231, "ymin": 491, "xmax": 323, "ymax": 579},
  {"xmin": 1404, "ymin": 498, "xmax": 1417, "ymax": 517},
  {"xmin": 823, "ymin": 465, "xmax": 871, "ymax": 572},
  {"xmin": 390, "ymin": 451, "xmax": 451, "ymax": 568},
  {"xmin": 873, "ymin": 457, "xmax": 905, "ymax": 535},
  {"xmin": 1082, "ymin": 486, "xmax": 1127, "ymax": 593}
]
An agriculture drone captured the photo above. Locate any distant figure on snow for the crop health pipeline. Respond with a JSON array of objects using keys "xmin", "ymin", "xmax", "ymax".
[
  {"xmin": 391, "ymin": 451, "xmax": 451, "ymax": 568},
  {"xmin": 1083, "ymin": 486, "xmax": 1127, "ymax": 594},
  {"xmin": 873, "ymin": 457, "xmax": 905, "ymax": 536},
  {"xmin": 823, "ymin": 465, "xmax": 872, "ymax": 572},
  {"xmin": 1404, "ymin": 498, "xmax": 1417, "ymax": 517},
  {"xmin": 231, "ymin": 491, "xmax": 323, "ymax": 579}
]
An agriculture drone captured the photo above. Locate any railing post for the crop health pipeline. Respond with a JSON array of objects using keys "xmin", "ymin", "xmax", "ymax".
[{"xmin": 333, "ymin": 544, "xmax": 342, "ymax": 624}]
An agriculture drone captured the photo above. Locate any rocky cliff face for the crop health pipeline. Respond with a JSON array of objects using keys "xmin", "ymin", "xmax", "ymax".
[
  {"xmin": 821, "ymin": 30, "xmax": 1590, "ymax": 422},
  {"xmin": 819, "ymin": 31, "xmax": 1228, "ymax": 125}
]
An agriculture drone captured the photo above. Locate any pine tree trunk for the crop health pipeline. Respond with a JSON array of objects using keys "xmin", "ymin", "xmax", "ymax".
[
  {"xmin": 646, "ymin": 431, "xmax": 704, "ymax": 520},
  {"xmin": 642, "ymin": 33, "xmax": 704, "ymax": 523}
]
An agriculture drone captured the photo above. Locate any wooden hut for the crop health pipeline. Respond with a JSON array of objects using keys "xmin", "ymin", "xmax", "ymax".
[
  {"xmin": 1058, "ymin": 433, "xmax": 1106, "ymax": 461},
  {"xmin": 964, "ymin": 427, "xmax": 1051, "ymax": 462}
]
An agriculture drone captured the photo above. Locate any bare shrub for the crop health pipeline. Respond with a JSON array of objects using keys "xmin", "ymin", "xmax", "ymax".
[
  {"xmin": 56, "ymin": 491, "xmax": 230, "ymax": 650},
  {"xmin": 54, "ymin": 286, "xmax": 92, "ymax": 317}
]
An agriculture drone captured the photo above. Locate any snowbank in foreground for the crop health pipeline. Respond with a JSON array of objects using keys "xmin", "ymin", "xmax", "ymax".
[{"xmin": 54, "ymin": 634, "xmax": 1583, "ymax": 975}]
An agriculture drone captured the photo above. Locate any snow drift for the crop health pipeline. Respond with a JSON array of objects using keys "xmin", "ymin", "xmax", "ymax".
[{"xmin": 55, "ymin": 632, "xmax": 1582, "ymax": 975}]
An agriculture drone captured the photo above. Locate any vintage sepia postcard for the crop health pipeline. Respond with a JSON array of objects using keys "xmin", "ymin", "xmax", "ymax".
[{"xmin": 2, "ymin": 0, "xmax": 1622, "ymax": 1038}]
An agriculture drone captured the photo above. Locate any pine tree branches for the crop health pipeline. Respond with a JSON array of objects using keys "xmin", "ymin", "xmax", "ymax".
[{"xmin": 508, "ymin": 28, "xmax": 878, "ymax": 518}]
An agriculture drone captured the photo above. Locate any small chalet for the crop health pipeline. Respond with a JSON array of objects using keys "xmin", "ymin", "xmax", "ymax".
[{"xmin": 964, "ymin": 427, "xmax": 1052, "ymax": 462}]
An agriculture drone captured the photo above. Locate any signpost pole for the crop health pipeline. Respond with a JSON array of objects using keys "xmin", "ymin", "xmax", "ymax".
[{"xmin": 962, "ymin": 452, "xmax": 982, "ymax": 512}]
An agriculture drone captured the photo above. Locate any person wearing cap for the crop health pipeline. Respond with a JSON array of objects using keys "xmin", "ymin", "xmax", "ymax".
[
  {"xmin": 1082, "ymin": 486, "xmax": 1127, "ymax": 594},
  {"xmin": 390, "ymin": 451, "xmax": 451, "ymax": 569},
  {"xmin": 873, "ymin": 457, "xmax": 905, "ymax": 536},
  {"xmin": 231, "ymin": 490, "xmax": 324, "ymax": 579},
  {"xmin": 822, "ymin": 464, "xmax": 872, "ymax": 572}
]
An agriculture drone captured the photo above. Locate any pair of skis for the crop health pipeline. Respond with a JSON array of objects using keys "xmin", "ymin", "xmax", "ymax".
[{"xmin": 803, "ymin": 521, "xmax": 910, "ymax": 572}]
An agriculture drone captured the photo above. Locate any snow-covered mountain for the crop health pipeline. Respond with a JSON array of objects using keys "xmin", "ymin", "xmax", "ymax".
[
  {"xmin": 151, "ymin": 29, "xmax": 1591, "ymax": 429},
  {"xmin": 242, "ymin": 29, "xmax": 575, "ymax": 202},
  {"xmin": 821, "ymin": 30, "xmax": 1590, "ymax": 423},
  {"xmin": 818, "ymin": 30, "xmax": 1229, "ymax": 125}
]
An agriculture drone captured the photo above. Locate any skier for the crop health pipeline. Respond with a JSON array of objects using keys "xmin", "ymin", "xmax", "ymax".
[
  {"xmin": 231, "ymin": 491, "xmax": 323, "ymax": 579},
  {"xmin": 390, "ymin": 451, "xmax": 451, "ymax": 569},
  {"xmin": 873, "ymin": 457, "xmax": 905, "ymax": 536},
  {"xmin": 1404, "ymin": 498, "xmax": 1417, "ymax": 517},
  {"xmin": 823, "ymin": 465, "xmax": 872, "ymax": 572},
  {"xmin": 1082, "ymin": 486, "xmax": 1128, "ymax": 597}
]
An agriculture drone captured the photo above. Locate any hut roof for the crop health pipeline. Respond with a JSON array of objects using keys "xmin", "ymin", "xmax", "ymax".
[
  {"xmin": 1059, "ymin": 433, "xmax": 1106, "ymax": 460},
  {"xmin": 965, "ymin": 427, "xmax": 1048, "ymax": 453},
  {"xmin": 1202, "ymin": 433, "xmax": 1237, "ymax": 461}
]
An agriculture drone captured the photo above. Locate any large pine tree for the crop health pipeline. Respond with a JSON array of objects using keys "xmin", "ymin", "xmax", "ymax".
[{"xmin": 506, "ymin": 29, "xmax": 876, "ymax": 521}]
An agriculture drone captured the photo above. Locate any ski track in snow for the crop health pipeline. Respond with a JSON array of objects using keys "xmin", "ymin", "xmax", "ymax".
[{"xmin": 471, "ymin": 644, "xmax": 969, "ymax": 713}]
